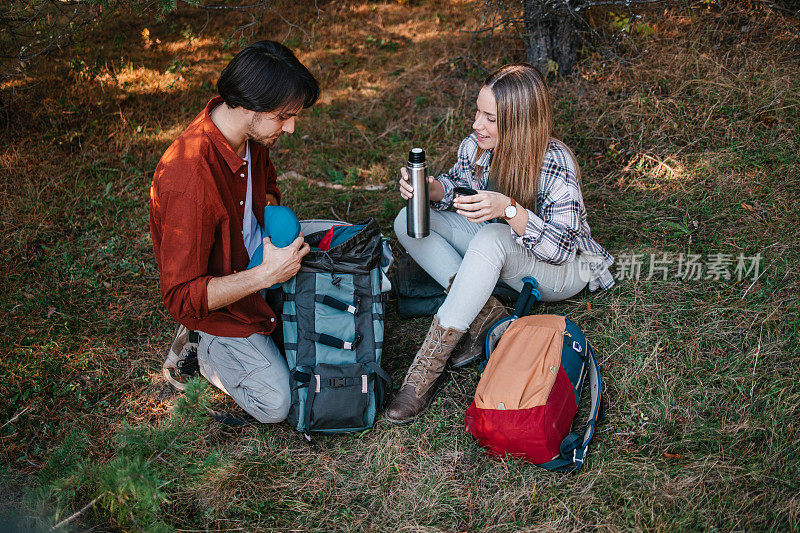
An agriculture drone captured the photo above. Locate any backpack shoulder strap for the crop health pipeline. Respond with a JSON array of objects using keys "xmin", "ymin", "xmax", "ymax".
[{"xmin": 539, "ymin": 341, "xmax": 604, "ymax": 472}]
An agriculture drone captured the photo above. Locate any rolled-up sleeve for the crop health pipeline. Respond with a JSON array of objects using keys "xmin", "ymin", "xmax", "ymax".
[
  {"xmin": 150, "ymin": 187, "xmax": 217, "ymax": 322},
  {"xmin": 431, "ymin": 135, "xmax": 483, "ymax": 210},
  {"xmin": 432, "ymin": 164, "xmax": 458, "ymax": 210},
  {"xmin": 515, "ymin": 181, "xmax": 582, "ymax": 265}
]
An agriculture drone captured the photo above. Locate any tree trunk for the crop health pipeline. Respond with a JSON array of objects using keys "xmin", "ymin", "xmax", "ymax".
[{"xmin": 522, "ymin": 0, "xmax": 581, "ymax": 76}]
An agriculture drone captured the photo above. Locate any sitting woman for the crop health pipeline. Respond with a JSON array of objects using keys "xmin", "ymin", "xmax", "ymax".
[{"xmin": 387, "ymin": 64, "xmax": 615, "ymax": 424}]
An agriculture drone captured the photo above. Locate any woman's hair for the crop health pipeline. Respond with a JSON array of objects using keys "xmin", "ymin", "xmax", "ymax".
[
  {"xmin": 481, "ymin": 64, "xmax": 564, "ymax": 212},
  {"xmin": 217, "ymin": 40, "xmax": 319, "ymax": 113}
]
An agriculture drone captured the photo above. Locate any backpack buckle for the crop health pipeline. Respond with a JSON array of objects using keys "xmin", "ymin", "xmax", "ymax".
[
  {"xmin": 573, "ymin": 445, "xmax": 587, "ymax": 466},
  {"xmin": 329, "ymin": 377, "xmax": 348, "ymax": 388},
  {"xmin": 343, "ymin": 333, "xmax": 363, "ymax": 350},
  {"xmin": 350, "ymin": 295, "xmax": 361, "ymax": 314}
]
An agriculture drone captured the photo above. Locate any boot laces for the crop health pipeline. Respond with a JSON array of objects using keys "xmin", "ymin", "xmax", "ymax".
[{"xmin": 405, "ymin": 328, "xmax": 446, "ymax": 388}]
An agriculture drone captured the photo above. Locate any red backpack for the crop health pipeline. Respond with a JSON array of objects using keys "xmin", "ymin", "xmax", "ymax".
[{"xmin": 464, "ymin": 278, "xmax": 605, "ymax": 471}]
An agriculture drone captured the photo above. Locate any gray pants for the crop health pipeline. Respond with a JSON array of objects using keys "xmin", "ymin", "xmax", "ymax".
[{"xmin": 197, "ymin": 332, "xmax": 291, "ymax": 423}]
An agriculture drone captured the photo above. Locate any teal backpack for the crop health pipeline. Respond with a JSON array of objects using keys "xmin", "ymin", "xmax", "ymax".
[{"xmin": 281, "ymin": 218, "xmax": 392, "ymax": 436}]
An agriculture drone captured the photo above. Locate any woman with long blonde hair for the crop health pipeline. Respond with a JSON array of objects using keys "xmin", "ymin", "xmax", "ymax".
[{"xmin": 387, "ymin": 64, "xmax": 615, "ymax": 424}]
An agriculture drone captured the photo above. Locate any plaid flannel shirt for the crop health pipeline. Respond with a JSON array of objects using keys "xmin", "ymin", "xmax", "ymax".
[{"xmin": 432, "ymin": 134, "xmax": 615, "ymax": 291}]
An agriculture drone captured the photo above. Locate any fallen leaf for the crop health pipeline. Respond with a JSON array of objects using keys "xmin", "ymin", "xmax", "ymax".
[
  {"xmin": 758, "ymin": 113, "xmax": 775, "ymax": 127},
  {"xmin": 663, "ymin": 452, "xmax": 682, "ymax": 459},
  {"xmin": 741, "ymin": 203, "xmax": 754, "ymax": 211},
  {"xmin": 586, "ymin": 301, "xmax": 592, "ymax": 311},
  {"xmin": 47, "ymin": 307, "xmax": 56, "ymax": 318},
  {"xmin": 103, "ymin": 281, "xmax": 112, "ymax": 288}
]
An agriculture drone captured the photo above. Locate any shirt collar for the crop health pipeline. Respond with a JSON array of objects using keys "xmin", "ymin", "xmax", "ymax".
[
  {"xmin": 476, "ymin": 148, "xmax": 493, "ymax": 167},
  {"xmin": 202, "ymin": 96, "xmax": 248, "ymax": 173}
]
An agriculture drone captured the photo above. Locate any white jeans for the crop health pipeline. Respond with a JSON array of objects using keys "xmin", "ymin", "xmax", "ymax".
[{"xmin": 394, "ymin": 208, "xmax": 594, "ymax": 331}]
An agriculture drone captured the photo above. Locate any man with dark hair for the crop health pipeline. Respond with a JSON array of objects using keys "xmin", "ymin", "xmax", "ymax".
[{"xmin": 150, "ymin": 40, "xmax": 319, "ymax": 423}]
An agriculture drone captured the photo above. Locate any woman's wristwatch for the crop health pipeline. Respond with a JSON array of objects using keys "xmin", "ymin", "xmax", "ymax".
[{"xmin": 503, "ymin": 197, "xmax": 518, "ymax": 220}]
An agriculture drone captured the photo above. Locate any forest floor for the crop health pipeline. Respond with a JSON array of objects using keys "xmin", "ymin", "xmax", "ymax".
[{"xmin": 1, "ymin": 0, "xmax": 798, "ymax": 531}]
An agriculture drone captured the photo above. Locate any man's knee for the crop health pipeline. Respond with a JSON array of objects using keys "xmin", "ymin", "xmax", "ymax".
[
  {"xmin": 243, "ymin": 378, "xmax": 291, "ymax": 423},
  {"xmin": 249, "ymin": 394, "xmax": 290, "ymax": 423},
  {"xmin": 201, "ymin": 333, "xmax": 292, "ymax": 424}
]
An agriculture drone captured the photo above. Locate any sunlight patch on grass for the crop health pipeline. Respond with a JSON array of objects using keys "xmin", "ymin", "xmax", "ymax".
[
  {"xmin": 0, "ymin": 77, "xmax": 32, "ymax": 90},
  {"xmin": 158, "ymin": 37, "xmax": 218, "ymax": 56},
  {"xmin": 618, "ymin": 153, "xmax": 692, "ymax": 192},
  {"xmin": 142, "ymin": 124, "xmax": 188, "ymax": 145},
  {"xmin": 0, "ymin": 144, "xmax": 27, "ymax": 173},
  {"xmin": 95, "ymin": 67, "xmax": 188, "ymax": 96}
]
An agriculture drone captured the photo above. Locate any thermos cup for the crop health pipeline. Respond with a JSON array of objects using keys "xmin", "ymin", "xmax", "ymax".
[{"xmin": 406, "ymin": 147, "xmax": 429, "ymax": 238}]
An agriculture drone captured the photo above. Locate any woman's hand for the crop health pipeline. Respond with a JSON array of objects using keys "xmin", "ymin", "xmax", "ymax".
[
  {"xmin": 398, "ymin": 167, "xmax": 443, "ymax": 202},
  {"xmin": 398, "ymin": 167, "xmax": 415, "ymax": 200},
  {"xmin": 453, "ymin": 191, "xmax": 509, "ymax": 223}
]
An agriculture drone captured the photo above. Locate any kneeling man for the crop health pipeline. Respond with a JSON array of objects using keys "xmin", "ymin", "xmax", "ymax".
[{"xmin": 149, "ymin": 41, "xmax": 318, "ymax": 422}]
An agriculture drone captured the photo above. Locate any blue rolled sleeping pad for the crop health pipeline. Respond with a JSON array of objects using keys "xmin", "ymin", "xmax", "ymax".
[{"xmin": 247, "ymin": 205, "xmax": 301, "ymax": 289}]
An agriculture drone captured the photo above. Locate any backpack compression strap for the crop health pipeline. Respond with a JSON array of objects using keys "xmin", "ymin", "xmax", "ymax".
[
  {"xmin": 539, "ymin": 342, "xmax": 605, "ymax": 472},
  {"xmin": 301, "ymin": 362, "xmax": 391, "ymax": 437}
]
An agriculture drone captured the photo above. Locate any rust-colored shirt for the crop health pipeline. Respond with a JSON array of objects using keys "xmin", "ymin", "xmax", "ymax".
[{"xmin": 149, "ymin": 96, "xmax": 281, "ymax": 337}]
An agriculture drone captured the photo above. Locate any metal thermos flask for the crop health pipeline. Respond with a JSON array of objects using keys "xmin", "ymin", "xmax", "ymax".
[{"xmin": 406, "ymin": 148, "xmax": 429, "ymax": 238}]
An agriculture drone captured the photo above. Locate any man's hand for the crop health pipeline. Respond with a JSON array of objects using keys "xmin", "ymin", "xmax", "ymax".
[
  {"xmin": 258, "ymin": 233, "xmax": 310, "ymax": 286},
  {"xmin": 206, "ymin": 233, "xmax": 309, "ymax": 311}
]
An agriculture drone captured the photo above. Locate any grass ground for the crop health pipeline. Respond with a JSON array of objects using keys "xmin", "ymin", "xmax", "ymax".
[{"xmin": 1, "ymin": 0, "xmax": 799, "ymax": 531}]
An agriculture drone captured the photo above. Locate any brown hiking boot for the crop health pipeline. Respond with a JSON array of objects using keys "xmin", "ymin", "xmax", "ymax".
[
  {"xmin": 450, "ymin": 296, "xmax": 510, "ymax": 368},
  {"xmin": 385, "ymin": 316, "xmax": 466, "ymax": 425}
]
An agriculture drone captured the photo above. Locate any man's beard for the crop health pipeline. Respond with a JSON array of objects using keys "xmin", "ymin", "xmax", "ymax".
[
  {"xmin": 247, "ymin": 131, "xmax": 280, "ymax": 148},
  {"xmin": 246, "ymin": 115, "xmax": 281, "ymax": 148}
]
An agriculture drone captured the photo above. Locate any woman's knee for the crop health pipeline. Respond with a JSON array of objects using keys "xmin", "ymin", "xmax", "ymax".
[
  {"xmin": 394, "ymin": 207, "xmax": 408, "ymax": 237},
  {"xmin": 467, "ymin": 224, "xmax": 513, "ymax": 258}
]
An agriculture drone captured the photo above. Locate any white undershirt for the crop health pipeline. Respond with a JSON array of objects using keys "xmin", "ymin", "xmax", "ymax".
[{"xmin": 241, "ymin": 142, "xmax": 262, "ymax": 259}]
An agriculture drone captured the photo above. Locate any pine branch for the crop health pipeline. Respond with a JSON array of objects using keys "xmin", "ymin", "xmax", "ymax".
[
  {"xmin": 50, "ymin": 492, "xmax": 105, "ymax": 532},
  {"xmin": 0, "ymin": 406, "xmax": 30, "ymax": 430},
  {"xmin": 575, "ymin": 0, "xmax": 665, "ymax": 10}
]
